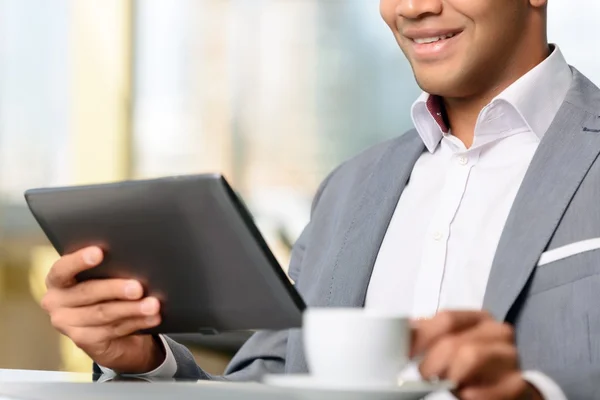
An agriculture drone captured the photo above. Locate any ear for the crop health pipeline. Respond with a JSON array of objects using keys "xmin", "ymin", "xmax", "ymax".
[{"xmin": 529, "ymin": 0, "xmax": 547, "ymax": 8}]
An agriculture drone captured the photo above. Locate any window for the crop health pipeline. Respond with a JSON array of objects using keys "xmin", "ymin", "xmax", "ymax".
[{"xmin": 132, "ymin": 0, "xmax": 421, "ymax": 266}]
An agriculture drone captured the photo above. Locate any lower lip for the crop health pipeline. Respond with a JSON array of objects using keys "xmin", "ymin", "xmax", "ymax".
[{"xmin": 410, "ymin": 33, "xmax": 462, "ymax": 61}]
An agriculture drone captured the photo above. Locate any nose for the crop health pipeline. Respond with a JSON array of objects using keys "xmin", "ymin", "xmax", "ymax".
[{"xmin": 396, "ymin": 0, "xmax": 443, "ymax": 20}]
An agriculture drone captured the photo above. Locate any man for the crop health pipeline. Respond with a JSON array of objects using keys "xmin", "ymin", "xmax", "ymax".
[{"xmin": 40, "ymin": 0, "xmax": 600, "ymax": 398}]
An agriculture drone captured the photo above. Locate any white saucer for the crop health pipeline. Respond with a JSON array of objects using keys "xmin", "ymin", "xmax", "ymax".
[{"xmin": 262, "ymin": 374, "xmax": 454, "ymax": 400}]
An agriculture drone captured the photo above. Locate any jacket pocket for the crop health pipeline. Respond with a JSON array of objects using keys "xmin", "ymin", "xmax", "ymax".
[{"xmin": 538, "ymin": 238, "xmax": 600, "ymax": 267}]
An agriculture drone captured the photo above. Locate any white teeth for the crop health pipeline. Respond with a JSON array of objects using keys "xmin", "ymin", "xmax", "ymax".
[{"xmin": 413, "ymin": 33, "xmax": 455, "ymax": 44}]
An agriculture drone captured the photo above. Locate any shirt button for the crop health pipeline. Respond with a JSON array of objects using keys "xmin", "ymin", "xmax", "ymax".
[
  {"xmin": 433, "ymin": 231, "xmax": 444, "ymax": 241},
  {"xmin": 457, "ymin": 155, "xmax": 468, "ymax": 166}
]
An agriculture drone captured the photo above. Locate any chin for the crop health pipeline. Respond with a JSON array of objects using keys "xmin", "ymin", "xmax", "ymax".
[
  {"xmin": 412, "ymin": 69, "xmax": 469, "ymax": 98},
  {"xmin": 414, "ymin": 74, "xmax": 452, "ymax": 97}
]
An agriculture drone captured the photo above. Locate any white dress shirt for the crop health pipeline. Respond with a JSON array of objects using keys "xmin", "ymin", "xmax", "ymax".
[
  {"xmin": 366, "ymin": 45, "xmax": 572, "ymax": 399},
  {"xmin": 103, "ymin": 46, "xmax": 572, "ymax": 399}
]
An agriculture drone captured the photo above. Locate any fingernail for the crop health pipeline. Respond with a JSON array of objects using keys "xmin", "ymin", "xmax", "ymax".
[
  {"xmin": 410, "ymin": 317, "xmax": 428, "ymax": 329},
  {"xmin": 141, "ymin": 298, "xmax": 159, "ymax": 315},
  {"xmin": 124, "ymin": 281, "xmax": 142, "ymax": 299},
  {"xmin": 411, "ymin": 354, "xmax": 425, "ymax": 364},
  {"xmin": 83, "ymin": 248, "xmax": 102, "ymax": 265},
  {"xmin": 146, "ymin": 316, "xmax": 160, "ymax": 326}
]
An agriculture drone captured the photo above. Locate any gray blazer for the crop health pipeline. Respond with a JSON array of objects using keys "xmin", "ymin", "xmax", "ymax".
[{"xmin": 165, "ymin": 67, "xmax": 600, "ymax": 398}]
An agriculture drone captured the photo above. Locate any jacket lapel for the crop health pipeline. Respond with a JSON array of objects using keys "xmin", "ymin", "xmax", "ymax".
[
  {"xmin": 483, "ymin": 69, "xmax": 600, "ymax": 321},
  {"xmin": 326, "ymin": 130, "xmax": 425, "ymax": 307}
]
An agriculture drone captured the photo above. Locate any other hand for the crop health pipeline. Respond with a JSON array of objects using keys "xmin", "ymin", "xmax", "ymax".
[{"xmin": 411, "ymin": 311, "xmax": 542, "ymax": 400}]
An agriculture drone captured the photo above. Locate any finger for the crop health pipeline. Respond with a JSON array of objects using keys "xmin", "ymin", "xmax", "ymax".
[
  {"xmin": 52, "ymin": 297, "xmax": 160, "ymax": 328},
  {"xmin": 456, "ymin": 372, "xmax": 528, "ymax": 400},
  {"xmin": 457, "ymin": 320, "xmax": 514, "ymax": 345},
  {"xmin": 446, "ymin": 343, "xmax": 519, "ymax": 386},
  {"xmin": 418, "ymin": 335, "xmax": 458, "ymax": 381},
  {"xmin": 418, "ymin": 322, "xmax": 514, "ymax": 381},
  {"xmin": 45, "ymin": 247, "xmax": 104, "ymax": 289},
  {"xmin": 68, "ymin": 315, "xmax": 162, "ymax": 346},
  {"xmin": 45, "ymin": 279, "xmax": 144, "ymax": 309},
  {"xmin": 411, "ymin": 310, "xmax": 493, "ymax": 357}
]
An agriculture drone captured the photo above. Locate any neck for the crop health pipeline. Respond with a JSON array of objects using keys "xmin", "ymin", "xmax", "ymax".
[{"xmin": 444, "ymin": 40, "xmax": 550, "ymax": 148}]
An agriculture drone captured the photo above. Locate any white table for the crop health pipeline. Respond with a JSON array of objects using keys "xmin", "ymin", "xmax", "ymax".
[{"xmin": 0, "ymin": 369, "xmax": 429, "ymax": 400}]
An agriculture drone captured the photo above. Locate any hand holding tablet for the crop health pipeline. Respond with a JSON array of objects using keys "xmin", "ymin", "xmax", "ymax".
[
  {"xmin": 41, "ymin": 245, "xmax": 167, "ymax": 374},
  {"xmin": 25, "ymin": 174, "xmax": 306, "ymax": 335}
]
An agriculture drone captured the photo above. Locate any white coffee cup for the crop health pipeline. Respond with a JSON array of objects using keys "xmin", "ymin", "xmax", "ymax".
[{"xmin": 302, "ymin": 307, "xmax": 410, "ymax": 387}]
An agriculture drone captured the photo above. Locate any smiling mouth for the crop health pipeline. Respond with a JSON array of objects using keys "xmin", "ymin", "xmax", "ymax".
[
  {"xmin": 412, "ymin": 32, "xmax": 459, "ymax": 45},
  {"xmin": 404, "ymin": 30, "xmax": 463, "ymax": 60}
]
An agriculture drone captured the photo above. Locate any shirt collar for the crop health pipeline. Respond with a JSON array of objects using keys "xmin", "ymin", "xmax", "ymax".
[{"xmin": 411, "ymin": 45, "xmax": 573, "ymax": 153}]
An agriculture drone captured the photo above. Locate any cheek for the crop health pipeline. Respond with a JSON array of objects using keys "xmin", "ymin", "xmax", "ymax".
[
  {"xmin": 445, "ymin": 0, "xmax": 487, "ymax": 17},
  {"xmin": 446, "ymin": 0, "xmax": 512, "ymax": 31},
  {"xmin": 379, "ymin": 0, "xmax": 398, "ymax": 29},
  {"xmin": 443, "ymin": 0, "xmax": 508, "ymax": 54}
]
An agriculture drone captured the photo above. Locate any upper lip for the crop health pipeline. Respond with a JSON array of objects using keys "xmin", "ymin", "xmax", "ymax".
[{"xmin": 402, "ymin": 28, "xmax": 463, "ymax": 40}]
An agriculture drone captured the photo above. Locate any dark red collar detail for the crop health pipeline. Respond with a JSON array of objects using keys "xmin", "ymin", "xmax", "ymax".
[{"xmin": 426, "ymin": 95, "xmax": 450, "ymax": 134}]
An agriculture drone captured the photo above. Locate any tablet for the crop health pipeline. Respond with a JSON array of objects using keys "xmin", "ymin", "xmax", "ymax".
[{"xmin": 24, "ymin": 174, "xmax": 306, "ymax": 334}]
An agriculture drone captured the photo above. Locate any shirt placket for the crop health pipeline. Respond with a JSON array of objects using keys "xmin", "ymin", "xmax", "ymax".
[{"xmin": 410, "ymin": 145, "xmax": 480, "ymax": 319}]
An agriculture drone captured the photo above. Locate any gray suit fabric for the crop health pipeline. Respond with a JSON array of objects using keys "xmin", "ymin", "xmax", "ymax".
[{"xmin": 163, "ymin": 68, "xmax": 600, "ymax": 398}]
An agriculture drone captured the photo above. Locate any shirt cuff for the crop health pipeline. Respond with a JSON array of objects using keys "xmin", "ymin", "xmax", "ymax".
[
  {"xmin": 98, "ymin": 334, "xmax": 177, "ymax": 379},
  {"xmin": 522, "ymin": 370, "xmax": 567, "ymax": 400}
]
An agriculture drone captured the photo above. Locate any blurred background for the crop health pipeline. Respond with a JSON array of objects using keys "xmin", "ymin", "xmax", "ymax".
[{"xmin": 0, "ymin": 0, "xmax": 598, "ymax": 375}]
